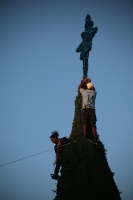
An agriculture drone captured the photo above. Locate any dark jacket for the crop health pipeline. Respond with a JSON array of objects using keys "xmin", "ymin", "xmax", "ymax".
[{"xmin": 54, "ymin": 137, "xmax": 69, "ymax": 156}]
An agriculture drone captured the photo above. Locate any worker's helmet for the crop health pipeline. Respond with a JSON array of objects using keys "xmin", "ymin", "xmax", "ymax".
[{"xmin": 86, "ymin": 82, "xmax": 94, "ymax": 89}]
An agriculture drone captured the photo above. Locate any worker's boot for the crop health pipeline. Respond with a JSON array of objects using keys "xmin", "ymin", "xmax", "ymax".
[{"xmin": 51, "ymin": 173, "xmax": 60, "ymax": 180}]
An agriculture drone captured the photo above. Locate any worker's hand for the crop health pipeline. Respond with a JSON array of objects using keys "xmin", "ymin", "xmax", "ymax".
[
  {"xmin": 87, "ymin": 78, "xmax": 91, "ymax": 83},
  {"xmin": 81, "ymin": 78, "xmax": 86, "ymax": 83},
  {"xmin": 81, "ymin": 78, "xmax": 91, "ymax": 83}
]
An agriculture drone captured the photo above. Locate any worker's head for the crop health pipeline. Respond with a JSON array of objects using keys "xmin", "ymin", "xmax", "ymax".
[
  {"xmin": 86, "ymin": 82, "xmax": 94, "ymax": 90},
  {"xmin": 50, "ymin": 131, "xmax": 59, "ymax": 144}
]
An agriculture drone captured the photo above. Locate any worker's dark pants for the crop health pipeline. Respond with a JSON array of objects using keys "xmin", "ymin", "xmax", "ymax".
[{"xmin": 54, "ymin": 155, "xmax": 62, "ymax": 175}]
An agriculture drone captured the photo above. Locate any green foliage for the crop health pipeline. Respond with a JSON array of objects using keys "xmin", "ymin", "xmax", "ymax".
[{"xmin": 53, "ymin": 92, "xmax": 121, "ymax": 200}]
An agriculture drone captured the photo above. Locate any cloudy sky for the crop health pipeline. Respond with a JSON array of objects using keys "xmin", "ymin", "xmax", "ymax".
[{"xmin": 0, "ymin": 0, "xmax": 133, "ymax": 199}]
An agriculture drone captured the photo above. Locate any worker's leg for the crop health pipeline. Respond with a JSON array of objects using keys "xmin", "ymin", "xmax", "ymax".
[
  {"xmin": 81, "ymin": 109, "xmax": 89, "ymax": 138},
  {"xmin": 54, "ymin": 155, "xmax": 62, "ymax": 175},
  {"xmin": 91, "ymin": 126, "xmax": 97, "ymax": 139},
  {"xmin": 89, "ymin": 109, "xmax": 98, "ymax": 139},
  {"xmin": 83, "ymin": 124, "xmax": 87, "ymax": 138}
]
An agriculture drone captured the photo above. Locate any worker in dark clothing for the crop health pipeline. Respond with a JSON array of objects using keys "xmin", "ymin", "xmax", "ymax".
[
  {"xmin": 78, "ymin": 78, "xmax": 98, "ymax": 139},
  {"xmin": 50, "ymin": 131, "xmax": 69, "ymax": 180}
]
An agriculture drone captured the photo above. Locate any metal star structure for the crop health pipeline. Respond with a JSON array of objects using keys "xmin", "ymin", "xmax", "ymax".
[{"xmin": 76, "ymin": 14, "xmax": 98, "ymax": 78}]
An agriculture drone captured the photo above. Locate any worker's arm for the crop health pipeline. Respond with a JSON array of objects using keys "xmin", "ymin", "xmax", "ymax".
[{"xmin": 78, "ymin": 78, "xmax": 91, "ymax": 92}]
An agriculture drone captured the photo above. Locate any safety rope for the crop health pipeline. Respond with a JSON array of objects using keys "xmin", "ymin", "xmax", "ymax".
[
  {"xmin": 0, "ymin": 139, "xmax": 97, "ymax": 168},
  {"xmin": 0, "ymin": 142, "xmax": 72, "ymax": 168}
]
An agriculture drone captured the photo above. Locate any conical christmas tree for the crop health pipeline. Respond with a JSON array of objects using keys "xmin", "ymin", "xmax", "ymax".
[{"xmin": 52, "ymin": 14, "xmax": 121, "ymax": 200}]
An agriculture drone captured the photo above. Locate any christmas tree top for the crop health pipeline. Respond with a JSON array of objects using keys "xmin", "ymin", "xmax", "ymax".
[{"xmin": 76, "ymin": 14, "xmax": 98, "ymax": 78}]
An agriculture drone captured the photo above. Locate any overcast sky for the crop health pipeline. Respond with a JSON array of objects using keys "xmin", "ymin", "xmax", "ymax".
[{"xmin": 0, "ymin": 0, "xmax": 133, "ymax": 199}]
